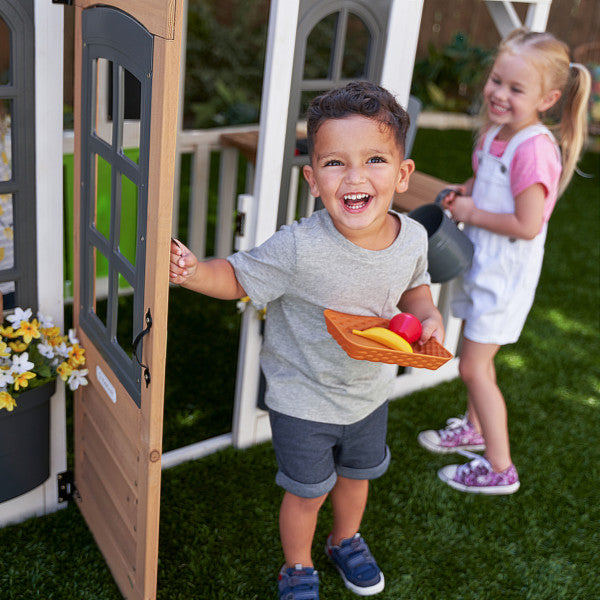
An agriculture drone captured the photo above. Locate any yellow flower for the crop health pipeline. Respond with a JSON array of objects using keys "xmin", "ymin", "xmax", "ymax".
[
  {"xmin": 68, "ymin": 343, "xmax": 86, "ymax": 367},
  {"xmin": 0, "ymin": 325, "xmax": 19, "ymax": 339},
  {"xmin": 57, "ymin": 362, "xmax": 72, "ymax": 381},
  {"xmin": 47, "ymin": 334, "xmax": 66, "ymax": 348},
  {"xmin": 13, "ymin": 371, "xmax": 36, "ymax": 391},
  {"xmin": 9, "ymin": 341, "xmax": 28, "ymax": 352},
  {"xmin": 0, "ymin": 391, "xmax": 16, "ymax": 411},
  {"xmin": 0, "ymin": 341, "xmax": 10, "ymax": 357},
  {"xmin": 41, "ymin": 326, "xmax": 61, "ymax": 339},
  {"xmin": 16, "ymin": 319, "xmax": 41, "ymax": 344}
]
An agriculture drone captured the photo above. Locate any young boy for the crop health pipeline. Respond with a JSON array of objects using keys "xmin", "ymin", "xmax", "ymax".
[{"xmin": 170, "ymin": 81, "xmax": 444, "ymax": 599}]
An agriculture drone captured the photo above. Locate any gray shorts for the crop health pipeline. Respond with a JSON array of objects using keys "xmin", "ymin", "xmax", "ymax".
[{"xmin": 269, "ymin": 402, "xmax": 391, "ymax": 499}]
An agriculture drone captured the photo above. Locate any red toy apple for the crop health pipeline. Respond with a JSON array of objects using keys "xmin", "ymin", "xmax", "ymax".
[{"xmin": 389, "ymin": 313, "xmax": 422, "ymax": 343}]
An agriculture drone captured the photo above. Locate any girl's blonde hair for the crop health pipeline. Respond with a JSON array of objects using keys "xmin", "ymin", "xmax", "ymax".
[{"xmin": 484, "ymin": 28, "xmax": 592, "ymax": 196}]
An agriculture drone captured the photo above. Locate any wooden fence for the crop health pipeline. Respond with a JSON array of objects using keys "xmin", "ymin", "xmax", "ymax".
[{"xmin": 60, "ymin": 0, "xmax": 600, "ymax": 109}]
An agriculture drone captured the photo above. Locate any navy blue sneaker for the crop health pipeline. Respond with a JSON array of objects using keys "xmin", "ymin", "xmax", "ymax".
[
  {"xmin": 278, "ymin": 563, "xmax": 319, "ymax": 600},
  {"xmin": 325, "ymin": 533, "xmax": 384, "ymax": 596}
]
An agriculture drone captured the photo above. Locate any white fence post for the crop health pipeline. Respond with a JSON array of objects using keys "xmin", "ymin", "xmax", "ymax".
[{"xmin": 230, "ymin": 0, "xmax": 300, "ymax": 448}]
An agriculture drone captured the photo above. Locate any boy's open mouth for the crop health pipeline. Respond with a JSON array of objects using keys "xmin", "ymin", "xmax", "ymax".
[{"xmin": 343, "ymin": 193, "xmax": 371, "ymax": 211}]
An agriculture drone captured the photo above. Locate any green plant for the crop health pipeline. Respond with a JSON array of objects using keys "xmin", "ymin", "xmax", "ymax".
[
  {"xmin": 0, "ymin": 307, "xmax": 87, "ymax": 411},
  {"xmin": 411, "ymin": 32, "xmax": 494, "ymax": 114},
  {"xmin": 184, "ymin": 0, "xmax": 268, "ymax": 128}
]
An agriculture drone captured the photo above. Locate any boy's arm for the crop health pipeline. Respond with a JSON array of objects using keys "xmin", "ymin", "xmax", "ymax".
[
  {"xmin": 398, "ymin": 284, "xmax": 444, "ymax": 344},
  {"xmin": 169, "ymin": 239, "xmax": 246, "ymax": 300}
]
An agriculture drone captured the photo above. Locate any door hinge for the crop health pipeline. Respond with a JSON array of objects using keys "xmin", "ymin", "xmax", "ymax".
[
  {"xmin": 52, "ymin": 0, "xmax": 73, "ymax": 5},
  {"xmin": 57, "ymin": 470, "xmax": 78, "ymax": 503}
]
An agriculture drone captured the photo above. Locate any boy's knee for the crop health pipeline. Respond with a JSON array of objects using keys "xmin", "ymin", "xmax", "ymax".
[{"xmin": 285, "ymin": 490, "xmax": 328, "ymax": 512}]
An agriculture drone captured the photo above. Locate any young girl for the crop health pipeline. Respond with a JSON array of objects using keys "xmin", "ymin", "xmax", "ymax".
[{"xmin": 418, "ymin": 28, "xmax": 591, "ymax": 495}]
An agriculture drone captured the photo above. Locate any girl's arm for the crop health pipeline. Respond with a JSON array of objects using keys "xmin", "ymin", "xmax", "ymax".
[
  {"xmin": 169, "ymin": 239, "xmax": 246, "ymax": 300},
  {"xmin": 444, "ymin": 182, "xmax": 545, "ymax": 240},
  {"xmin": 398, "ymin": 284, "xmax": 444, "ymax": 344}
]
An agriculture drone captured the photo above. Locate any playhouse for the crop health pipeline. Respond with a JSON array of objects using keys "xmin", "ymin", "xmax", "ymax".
[{"xmin": 0, "ymin": 1, "xmax": 556, "ymax": 598}]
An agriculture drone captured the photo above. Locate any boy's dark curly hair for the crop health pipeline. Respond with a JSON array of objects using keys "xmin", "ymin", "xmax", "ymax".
[{"xmin": 305, "ymin": 81, "xmax": 410, "ymax": 159}]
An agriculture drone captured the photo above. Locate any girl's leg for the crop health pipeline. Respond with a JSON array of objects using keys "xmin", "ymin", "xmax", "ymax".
[
  {"xmin": 280, "ymin": 490, "xmax": 327, "ymax": 568},
  {"xmin": 328, "ymin": 476, "xmax": 369, "ymax": 545},
  {"xmin": 459, "ymin": 338, "xmax": 512, "ymax": 471}
]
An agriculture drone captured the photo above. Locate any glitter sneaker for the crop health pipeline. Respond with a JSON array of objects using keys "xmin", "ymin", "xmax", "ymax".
[
  {"xmin": 438, "ymin": 450, "xmax": 520, "ymax": 495},
  {"xmin": 278, "ymin": 564, "xmax": 319, "ymax": 600},
  {"xmin": 417, "ymin": 414, "xmax": 486, "ymax": 454},
  {"xmin": 325, "ymin": 533, "xmax": 384, "ymax": 596}
]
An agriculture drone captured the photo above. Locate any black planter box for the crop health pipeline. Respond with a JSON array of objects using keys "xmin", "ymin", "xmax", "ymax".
[{"xmin": 0, "ymin": 381, "xmax": 54, "ymax": 503}]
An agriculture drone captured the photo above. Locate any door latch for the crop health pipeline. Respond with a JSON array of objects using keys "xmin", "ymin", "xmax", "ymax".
[{"xmin": 132, "ymin": 308, "xmax": 152, "ymax": 387}]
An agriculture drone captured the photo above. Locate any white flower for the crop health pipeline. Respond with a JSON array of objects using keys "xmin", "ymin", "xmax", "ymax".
[
  {"xmin": 0, "ymin": 369, "xmax": 14, "ymax": 388},
  {"xmin": 37, "ymin": 311, "xmax": 55, "ymax": 328},
  {"xmin": 38, "ymin": 341, "xmax": 55, "ymax": 359},
  {"xmin": 54, "ymin": 341, "xmax": 70, "ymax": 359},
  {"xmin": 10, "ymin": 352, "xmax": 34, "ymax": 374},
  {"xmin": 68, "ymin": 368, "xmax": 88, "ymax": 391},
  {"xmin": 68, "ymin": 329, "xmax": 79, "ymax": 345},
  {"xmin": 6, "ymin": 307, "xmax": 32, "ymax": 325}
]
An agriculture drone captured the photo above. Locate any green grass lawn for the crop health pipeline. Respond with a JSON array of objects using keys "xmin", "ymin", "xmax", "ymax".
[{"xmin": 1, "ymin": 130, "xmax": 598, "ymax": 599}]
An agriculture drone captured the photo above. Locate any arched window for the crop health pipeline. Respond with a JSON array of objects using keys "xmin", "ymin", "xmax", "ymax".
[{"xmin": 278, "ymin": 0, "xmax": 390, "ymax": 226}]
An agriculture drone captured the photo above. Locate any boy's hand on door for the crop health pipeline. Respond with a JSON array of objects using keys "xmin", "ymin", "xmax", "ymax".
[{"xmin": 169, "ymin": 238, "xmax": 198, "ymax": 285}]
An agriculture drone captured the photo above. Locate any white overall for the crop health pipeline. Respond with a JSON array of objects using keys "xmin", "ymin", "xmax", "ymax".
[{"xmin": 452, "ymin": 124, "xmax": 559, "ymax": 345}]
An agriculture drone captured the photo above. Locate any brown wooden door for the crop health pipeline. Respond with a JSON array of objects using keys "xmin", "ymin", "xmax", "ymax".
[{"xmin": 71, "ymin": 2, "xmax": 183, "ymax": 598}]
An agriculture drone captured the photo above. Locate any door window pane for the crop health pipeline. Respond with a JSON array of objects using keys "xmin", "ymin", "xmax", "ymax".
[
  {"xmin": 94, "ymin": 249, "xmax": 109, "ymax": 328},
  {"xmin": 119, "ymin": 173, "xmax": 138, "ymax": 267},
  {"xmin": 96, "ymin": 155, "xmax": 112, "ymax": 241},
  {"xmin": 95, "ymin": 58, "xmax": 113, "ymax": 145},
  {"xmin": 121, "ymin": 67, "xmax": 141, "ymax": 163},
  {"xmin": 115, "ymin": 289, "xmax": 134, "ymax": 358}
]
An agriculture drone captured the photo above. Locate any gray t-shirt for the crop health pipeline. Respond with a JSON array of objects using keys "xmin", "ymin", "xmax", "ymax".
[{"xmin": 228, "ymin": 209, "xmax": 430, "ymax": 425}]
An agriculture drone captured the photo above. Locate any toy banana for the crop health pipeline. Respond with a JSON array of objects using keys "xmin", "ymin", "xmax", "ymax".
[{"xmin": 352, "ymin": 327, "xmax": 414, "ymax": 353}]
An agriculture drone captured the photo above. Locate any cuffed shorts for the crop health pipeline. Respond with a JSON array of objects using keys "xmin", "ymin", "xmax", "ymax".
[{"xmin": 269, "ymin": 402, "xmax": 391, "ymax": 499}]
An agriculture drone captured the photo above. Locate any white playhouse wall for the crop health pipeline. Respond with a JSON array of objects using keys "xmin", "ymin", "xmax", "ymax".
[{"xmin": 0, "ymin": 0, "xmax": 66, "ymax": 527}]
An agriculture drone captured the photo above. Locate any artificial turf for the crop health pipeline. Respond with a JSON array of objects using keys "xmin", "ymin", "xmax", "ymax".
[{"xmin": 0, "ymin": 130, "xmax": 598, "ymax": 599}]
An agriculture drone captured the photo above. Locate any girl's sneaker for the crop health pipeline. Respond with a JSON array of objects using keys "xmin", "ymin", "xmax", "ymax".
[
  {"xmin": 325, "ymin": 533, "xmax": 384, "ymax": 596},
  {"xmin": 438, "ymin": 450, "xmax": 520, "ymax": 495},
  {"xmin": 417, "ymin": 415, "xmax": 485, "ymax": 454},
  {"xmin": 278, "ymin": 564, "xmax": 319, "ymax": 600}
]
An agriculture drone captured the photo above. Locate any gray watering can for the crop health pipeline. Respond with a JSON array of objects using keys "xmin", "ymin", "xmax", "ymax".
[{"xmin": 408, "ymin": 189, "xmax": 474, "ymax": 284}]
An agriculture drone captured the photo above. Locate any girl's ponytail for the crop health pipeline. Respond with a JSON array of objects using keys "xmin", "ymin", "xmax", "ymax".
[{"xmin": 557, "ymin": 63, "xmax": 592, "ymax": 196}]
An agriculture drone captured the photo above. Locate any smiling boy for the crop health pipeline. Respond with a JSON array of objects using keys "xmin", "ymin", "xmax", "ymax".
[{"xmin": 170, "ymin": 81, "xmax": 443, "ymax": 599}]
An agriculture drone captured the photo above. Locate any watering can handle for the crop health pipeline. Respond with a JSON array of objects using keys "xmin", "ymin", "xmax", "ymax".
[{"xmin": 435, "ymin": 188, "xmax": 462, "ymax": 206}]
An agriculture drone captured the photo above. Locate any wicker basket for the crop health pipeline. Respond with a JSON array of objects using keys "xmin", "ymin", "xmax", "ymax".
[
  {"xmin": 324, "ymin": 309, "xmax": 452, "ymax": 370},
  {"xmin": 574, "ymin": 42, "xmax": 600, "ymax": 136}
]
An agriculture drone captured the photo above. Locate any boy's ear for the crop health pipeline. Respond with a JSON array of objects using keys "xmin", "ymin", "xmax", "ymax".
[
  {"xmin": 539, "ymin": 89, "xmax": 561, "ymax": 112},
  {"xmin": 395, "ymin": 158, "xmax": 415, "ymax": 194},
  {"xmin": 303, "ymin": 164, "xmax": 320, "ymax": 198}
]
